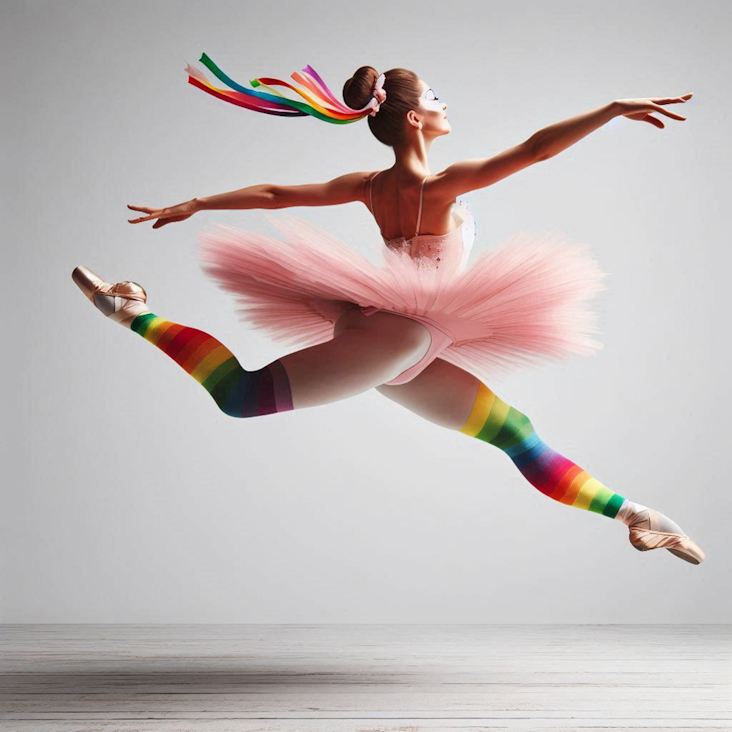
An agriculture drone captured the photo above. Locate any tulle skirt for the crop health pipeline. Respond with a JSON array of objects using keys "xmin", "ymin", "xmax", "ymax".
[{"xmin": 196, "ymin": 212, "xmax": 608, "ymax": 385}]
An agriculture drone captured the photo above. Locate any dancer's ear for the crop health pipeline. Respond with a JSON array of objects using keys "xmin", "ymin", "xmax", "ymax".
[{"xmin": 406, "ymin": 110, "xmax": 423, "ymax": 129}]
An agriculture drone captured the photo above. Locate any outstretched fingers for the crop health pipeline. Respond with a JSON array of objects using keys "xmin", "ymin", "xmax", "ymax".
[
  {"xmin": 649, "ymin": 103, "xmax": 687, "ymax": 121},
  {"xmin": 650, "ymin": 93, "xmax": 692, "ymax": 120},
  {"xmin": 654, "ymin": 94, "xmax": 692, "ymax": 104},
  {"xmin": 127, "ymin": 204, "xmax": 164, "ymax": 224}
]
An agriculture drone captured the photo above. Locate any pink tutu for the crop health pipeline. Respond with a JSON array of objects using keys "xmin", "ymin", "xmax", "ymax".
[{"xmin": 197, "ymin": 201, "xmax": 608, "ymax": 385}]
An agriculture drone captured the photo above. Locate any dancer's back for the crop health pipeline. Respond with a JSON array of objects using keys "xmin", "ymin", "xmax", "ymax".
[{"xmin": 367, "ymin": 170, "xmax": 472, "ymax": 266}]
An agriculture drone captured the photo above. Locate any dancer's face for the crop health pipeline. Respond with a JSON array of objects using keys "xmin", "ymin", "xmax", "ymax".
[{"xmin": 413, "ymin": 79, "xmax": 451, "ymax": 137}]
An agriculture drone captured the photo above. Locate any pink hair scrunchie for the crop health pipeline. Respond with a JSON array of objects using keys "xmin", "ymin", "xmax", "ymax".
[{"xmin": 368, "ymin": 73, "xmax": 387, "ymax": 117}]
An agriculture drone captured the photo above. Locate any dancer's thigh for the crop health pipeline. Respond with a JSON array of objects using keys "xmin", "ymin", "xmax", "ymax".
[
  {"xmin": 333, "ymin": 304, "xmax": 432, "ymax": 354},
  {"xmin": 376, "ymin": 357, "xmax": 482, "ymax": 430},
  {"xmin": 277, "ymin": 306, "xmax": 433, "ymax": 409}
]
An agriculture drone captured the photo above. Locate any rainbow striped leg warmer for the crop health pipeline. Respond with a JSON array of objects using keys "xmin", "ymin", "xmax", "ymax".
[
  {"xmin": 129, "ymin": 312, "xmax": 293, "ymax": 417},
  {"xmin": 460, "ymin": 382, "xmax": 627, "ymax": 519}
]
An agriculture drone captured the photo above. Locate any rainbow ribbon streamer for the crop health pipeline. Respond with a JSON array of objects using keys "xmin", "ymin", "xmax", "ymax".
[{"xmin": 186, "ymin": 53, "xmax": 377, "ymax": 124}]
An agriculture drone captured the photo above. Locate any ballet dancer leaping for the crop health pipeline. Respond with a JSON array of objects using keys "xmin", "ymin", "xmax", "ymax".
[{"xmin": 72, "ymin": 56, "xmax": 704, "ymax": 564}]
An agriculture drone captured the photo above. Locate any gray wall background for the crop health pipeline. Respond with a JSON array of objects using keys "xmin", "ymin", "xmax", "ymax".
[{"xmin": 2, "ymin": 0, "xmax": 729, "ymax": 623}]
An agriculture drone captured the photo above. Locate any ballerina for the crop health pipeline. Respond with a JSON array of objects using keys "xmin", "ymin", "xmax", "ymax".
[{"xmin": 72, "ymin": 56, "xmax": 704, "ymax": 564}]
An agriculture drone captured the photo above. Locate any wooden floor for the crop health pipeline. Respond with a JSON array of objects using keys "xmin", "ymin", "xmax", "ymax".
[{"xmin": 0, "ymin": 625, "xmax": 729, "ymax": 731}]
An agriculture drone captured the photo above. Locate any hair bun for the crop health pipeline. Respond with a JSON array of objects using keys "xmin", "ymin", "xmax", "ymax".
[{"xmin": 343, "ymin": 66, "xmax": 380, "ymax": 111}]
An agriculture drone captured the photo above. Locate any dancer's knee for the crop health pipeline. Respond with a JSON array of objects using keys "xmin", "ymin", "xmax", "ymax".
[
  {"xmin": 208, "ymin": 363, "xmax": 292, "ymax": 419},
  {"xmin": 505, "ymin": 407, "xmax": 534, "ymax": 439},
  {"xmin": 465, "ymin": 383, "xmax": 537, "ymax": 447},
  {"xmin": 493, "ymin": 403, "xmax": 536, "ymax": 448},
  {"xmin": 215, "ymin": 395, "xmax": 247, "ymax": 418}
]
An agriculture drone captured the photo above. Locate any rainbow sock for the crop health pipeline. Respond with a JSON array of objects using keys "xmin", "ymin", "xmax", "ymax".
[
  {"xmin": 460, "ymin": 382, "xmax": 627, "ymax": 519},
  {"xmin": 129, "ymin": 312, "xmax": 293, "ymax": 417}
]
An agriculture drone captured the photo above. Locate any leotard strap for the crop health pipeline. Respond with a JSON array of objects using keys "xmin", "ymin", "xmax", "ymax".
[
  {"xmin": 415, "ymin": 176, "xmax": 428, "ymax": 237},
  {"xmin": 368, "ymin": 171, "xmax": 378, "ymax": 218}
]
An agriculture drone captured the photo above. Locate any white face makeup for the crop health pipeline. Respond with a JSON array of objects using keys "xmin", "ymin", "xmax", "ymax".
[
  {"xmin": 413, "ymin": 80, "xmax": 450, "ymax": 138},
  {"xmin": 420, "ymin": 86, "xmax": 444, "ymax": 113}
]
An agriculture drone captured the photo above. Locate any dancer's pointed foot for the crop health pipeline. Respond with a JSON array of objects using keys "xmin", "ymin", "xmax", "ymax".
[
  {"xmin": 625, "ymin": 507, "xmax": 706, "ymax": 565},
  {"xmin": 72, "ymin": 265, "xmax": 150, "ymax": 327}
]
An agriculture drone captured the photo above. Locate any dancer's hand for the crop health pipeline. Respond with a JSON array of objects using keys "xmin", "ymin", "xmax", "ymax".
[
  {"xmin": 614, "ymin": 94, "xmax": 692, "ymax": 128},
  {"xmin": 127, "ymin": 199, "xmax": 200, "ymax": 228}
]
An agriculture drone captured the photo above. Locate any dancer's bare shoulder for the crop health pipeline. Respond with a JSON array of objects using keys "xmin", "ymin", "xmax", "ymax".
[{"xmin": 431, "ymin": 140, "xmax": 542, "ymax": 199}]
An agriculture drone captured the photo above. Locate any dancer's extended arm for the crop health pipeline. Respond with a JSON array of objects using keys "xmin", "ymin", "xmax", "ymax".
[
  {"xmin": 127, "ymin": 172, "xmax": 367, "ymax": 229},
  {"xmin": 434, "ymin": 94, "xmax": 691, "ymax": 199}
]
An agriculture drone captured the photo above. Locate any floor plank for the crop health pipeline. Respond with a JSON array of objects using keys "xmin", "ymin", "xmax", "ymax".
[{"xmin": 0, "ymin": 625, "xmax": 729, "ymax": 731}]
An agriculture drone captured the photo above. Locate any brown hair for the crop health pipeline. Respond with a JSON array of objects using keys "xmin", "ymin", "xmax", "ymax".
[{"xmin": 342, "ymin": 66, "xmax": 421, "ymax": 147}]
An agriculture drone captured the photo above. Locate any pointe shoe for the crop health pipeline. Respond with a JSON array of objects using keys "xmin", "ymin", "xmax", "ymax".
[
  {"xmin": 72, "ymin": 265, "xmax": 149, "ymax": 326},
  {"xmin": 627, "ymin": 508, "xmax": 706, "ymax": 565}
]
